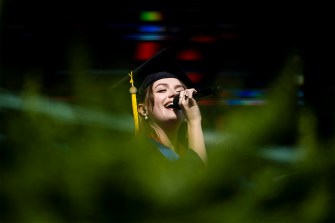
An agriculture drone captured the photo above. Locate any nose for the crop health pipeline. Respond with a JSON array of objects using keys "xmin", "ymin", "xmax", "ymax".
[{"xmin": 168, "ymin": 88, "xmax": 179, "ymax": 98}]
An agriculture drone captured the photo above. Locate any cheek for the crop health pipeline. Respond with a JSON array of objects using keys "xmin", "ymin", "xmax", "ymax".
[
  {"xmin": 153, "ymin": 94, "xmax": 164, "ymax": 105},
  {"xmin": 151, "ymin": 95, "xmax": 166, "ymax": 114}
]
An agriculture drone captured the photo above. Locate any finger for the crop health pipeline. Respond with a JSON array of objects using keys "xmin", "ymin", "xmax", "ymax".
[
  {"xmin": 187, "ymin": 89, "xmax": 196, "ymax": 99},
  {"xmin": 179, "ymin": 91, "xmax": 186, "ymax": 99}
]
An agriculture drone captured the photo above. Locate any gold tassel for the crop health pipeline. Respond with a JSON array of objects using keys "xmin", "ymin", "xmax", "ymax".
[{"xmin": 129, "ymin": 71, "xmax": 139, "ymax": 135}]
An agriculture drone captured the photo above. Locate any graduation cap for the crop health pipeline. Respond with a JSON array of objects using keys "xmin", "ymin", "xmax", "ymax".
[
  {"xmin": 132, "ymin": 48, "xmax": 196, "ymax": 94},
  {"xmin": 125, "ymin": 48, "xmax": 197, "ymax": 135}
]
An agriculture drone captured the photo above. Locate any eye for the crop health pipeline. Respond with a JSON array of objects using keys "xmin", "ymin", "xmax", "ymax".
[
  {"xmin": 157, "ymin": 89, "xmax": 166, "ymax": 93},
  {"xmin": 176, "ymin": 88, "xmax": 185, "ymax": 93}
]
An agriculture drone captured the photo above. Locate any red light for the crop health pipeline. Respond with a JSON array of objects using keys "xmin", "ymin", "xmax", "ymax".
[
  {"xmin": 187, "ymin": 72, "xmax": 204, "ymax": 83},
  {"xmin": 135, "ymin": 42, "xmax": 161, "ymax": 60},
  {"xmin": 177, "ymin": 49, "xmax": 203, "ymax": 61},
  {"xmin": 190, "ymin": 35, "xmax": 216, "ymax": 43}
]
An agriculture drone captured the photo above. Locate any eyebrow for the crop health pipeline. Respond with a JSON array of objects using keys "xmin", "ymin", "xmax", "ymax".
[{"xmin": 154, "ymin": 83, "xmax": 184, "ymax": 89}]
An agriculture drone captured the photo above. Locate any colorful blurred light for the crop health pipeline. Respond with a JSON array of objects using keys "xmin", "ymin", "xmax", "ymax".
[{"xmin": 140, "ymin": 11, "xmax": 163, "ymax": 21}]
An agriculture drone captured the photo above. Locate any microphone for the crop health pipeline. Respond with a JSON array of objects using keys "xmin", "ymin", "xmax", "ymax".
[{"xmin": 173, "ymin": 85, "xmax": 223, "ymax": 109}]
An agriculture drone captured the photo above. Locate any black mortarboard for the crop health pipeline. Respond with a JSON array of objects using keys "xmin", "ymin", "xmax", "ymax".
[{"xmin": 132, "ymin": 48, "xmax": 196, "ymax": 95}]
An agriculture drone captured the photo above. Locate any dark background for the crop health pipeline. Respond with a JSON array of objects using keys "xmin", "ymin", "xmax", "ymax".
[{"xmin": 1, "ymin": 0, "xmax": 334, "ymax": 139}]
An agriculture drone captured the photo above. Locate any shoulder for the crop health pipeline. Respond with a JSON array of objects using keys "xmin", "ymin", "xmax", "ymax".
[
  {"xmin": 180, "ymin": 149, "xmax": 205, "ymax": 165},
  {"xmin": 151, "ymin": 139, "xmax": 180, "ymax": 161}
]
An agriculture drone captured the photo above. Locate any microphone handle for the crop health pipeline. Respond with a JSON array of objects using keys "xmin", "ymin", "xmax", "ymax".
[
  {"xmin": 172, "ymin": 86, "xmax": 222, "ymax": 109},
  {"xmin": 194, "ymin": 86, "xmax": 223, "ymax": 101}
]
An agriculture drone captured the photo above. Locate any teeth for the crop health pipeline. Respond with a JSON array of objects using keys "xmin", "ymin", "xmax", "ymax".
[{"xmin": 165, "ymin": 103, "xmax": 173, "ymax": 108}]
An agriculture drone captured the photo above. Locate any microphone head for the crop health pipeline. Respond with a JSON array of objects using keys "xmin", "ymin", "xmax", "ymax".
[{"xmin": 172, "ymin": 94, "xmax": 182, "ymax": 110}]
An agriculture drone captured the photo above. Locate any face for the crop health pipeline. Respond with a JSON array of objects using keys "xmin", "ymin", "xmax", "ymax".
[{"xmin": 150, "ymin": 78, "xmax": 185, "ymax": 125}]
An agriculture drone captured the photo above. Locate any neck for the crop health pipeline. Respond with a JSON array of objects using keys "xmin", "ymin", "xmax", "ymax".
[{"xmin": 149, "ymin": 121, "xmax": 181, "ymax": 151}]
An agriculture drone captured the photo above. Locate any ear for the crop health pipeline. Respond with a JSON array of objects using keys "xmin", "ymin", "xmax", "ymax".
[{"xmin": 137, "ymin": 103, "xmax": 147, "ymax": 116}]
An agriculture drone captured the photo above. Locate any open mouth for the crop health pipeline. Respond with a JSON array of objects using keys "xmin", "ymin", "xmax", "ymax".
[{"xmin": 165, "ymin": 103, "xmax": 175, "ymax": 110}]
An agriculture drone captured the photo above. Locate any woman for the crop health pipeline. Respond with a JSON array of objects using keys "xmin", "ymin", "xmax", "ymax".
[{"xmin": 129, "ymin": 49, "xmax": 207, "ymax": 163}]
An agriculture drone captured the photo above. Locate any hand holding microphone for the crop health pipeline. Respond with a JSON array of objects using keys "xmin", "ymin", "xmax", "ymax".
[{"xmin": 173, "ymin": 86, "xmax": 223, "ymax": 110}]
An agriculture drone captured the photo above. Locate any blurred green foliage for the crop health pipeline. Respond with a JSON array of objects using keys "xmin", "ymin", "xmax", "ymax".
[{"xmin": 1, "ymin": 49, "xmax": 334, "ymax": 223}]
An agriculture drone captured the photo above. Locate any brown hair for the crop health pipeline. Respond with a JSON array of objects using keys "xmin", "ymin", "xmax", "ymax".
[{"xmin": 137, "ymin": 84, "xmax": 155, "ymax": 138}]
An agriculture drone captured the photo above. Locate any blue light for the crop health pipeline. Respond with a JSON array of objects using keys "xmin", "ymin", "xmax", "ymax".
[
  {"xmin": 124, "ymin": 34, "xmax": 167, "ymax": 41},
  {"xmin": 138, "ymin": 25, "xmax": 165, "ymax": 33}
]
